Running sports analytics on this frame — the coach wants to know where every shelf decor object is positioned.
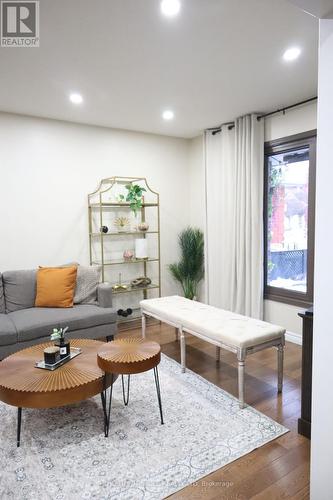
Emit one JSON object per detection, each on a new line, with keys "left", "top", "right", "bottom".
{"left": 135, "top": 238, "right": 148, "bottom": 259}
{"left": 114, "top": 217, "right": 130, "bottom": 232}
{"left": 36, "top": 348, "right": 82, "bottom": 371}
{"left": 43, "top": 346, "right": 60, "bottom": 365}
{"left": 51, "top": 326, "right": 70, "bottom": 359}
{"left": 88, "top": 177, "right": 161, "bottom": 325}
{"left": 123, "top": 250, "right": 134, "bottom": 261}
{"left": 138, "top": 222, "right": 149, "bottom": 232}
{"left": 112, "top": 273, "right": 128, "bottom": 292}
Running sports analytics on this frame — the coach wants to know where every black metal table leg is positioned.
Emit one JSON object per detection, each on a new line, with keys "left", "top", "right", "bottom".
{"left": 104, "top": 373, "right": 114, "bottom": 438}
{"left": 100, "top": 374, "right": 108, "bottom": 436}
{"left": 153, "top": 367, "right": 164, "bottom": 425}
{"left": 121, "top": 375, "right": 130, "bottom": 406}
{"left": 100, "top": 391, "right": 106, "bottom": 435}
{"left": 17, "top": 407, "right": 22, "bottom": 447}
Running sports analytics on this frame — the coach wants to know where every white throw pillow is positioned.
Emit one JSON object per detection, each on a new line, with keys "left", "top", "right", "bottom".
{"left": 74, "top": 265, "right": 102, "bottom": 304}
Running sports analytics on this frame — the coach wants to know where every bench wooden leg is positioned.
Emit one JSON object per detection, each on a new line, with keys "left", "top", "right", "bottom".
{"left": 277, "top": 343, "right": 284, "bottom": 393}
{"left": 216, "top": 346, "right": 221, "bottom": 362}
{"left": 237, "top": 351, "right": 246, "bottom": 409}
{"left": 180, "top": 327, "right": 186, "bottom": 373}
{"left": 141, "top": 314, "right": 146, "bottom": 339}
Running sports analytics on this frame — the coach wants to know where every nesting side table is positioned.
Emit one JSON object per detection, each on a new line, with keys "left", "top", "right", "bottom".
{"left": 97, "top": 337, "right": 164, "bottom": 437}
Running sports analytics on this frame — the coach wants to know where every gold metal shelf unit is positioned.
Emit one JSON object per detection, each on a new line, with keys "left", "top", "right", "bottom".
{"left": 88, "top": 176, "right": 161, "bottom": 325}
{"left": 90, "top": 202, "right": 158, "bottom": 208}
{"left": 112, "top": 284, "right": 160, "bottom": 295}
{"left": 91, "top": 258, "right": 159, "bottom": 266}
{"left": 90, "top": 231, "right": 158, "bottom": 236}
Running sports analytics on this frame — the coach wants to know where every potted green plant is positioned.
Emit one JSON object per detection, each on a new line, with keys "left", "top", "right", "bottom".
{"left": 118, "top": 184, "right": 146, "bottom": 216}
{"left": 169, "top": 227, "right": 205, "bottom": 300}
{"left": 51, "top": 326, "right": 70, "bottom": 359}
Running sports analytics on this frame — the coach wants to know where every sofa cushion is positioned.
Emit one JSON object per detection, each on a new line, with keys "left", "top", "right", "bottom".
{"left": 3, "top": 269, "right": 37, "bottom": 313}
{"left": 0, "top": 314, "right": 17, "bottom": 346}
{"left": 0, "top": 273, "right": 5, "bottom": 313}
{"left": 74, "top": 265, "right": 102, "bottom": 304}
{"left": 35, "top": 266, "right": 77, "bottom": 308}
{"left": 9, "top": 304, "right": 117, "bottom": 342}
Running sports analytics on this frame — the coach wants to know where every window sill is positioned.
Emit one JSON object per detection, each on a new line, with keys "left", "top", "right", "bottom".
{"left": 264, "top": 292, "right": 312, "bottom": 309}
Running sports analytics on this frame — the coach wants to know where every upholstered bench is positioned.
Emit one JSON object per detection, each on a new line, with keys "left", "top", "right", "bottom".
{"left": 140, "top": 296, "right": 285, "bottom": 408}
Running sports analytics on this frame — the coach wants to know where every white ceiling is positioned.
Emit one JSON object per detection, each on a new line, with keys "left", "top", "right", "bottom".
{"left": 0, "top": 0, "right": 319, "bottom": 138}
{"left": 287, "top": 0, "right": 333, "bottom": 18}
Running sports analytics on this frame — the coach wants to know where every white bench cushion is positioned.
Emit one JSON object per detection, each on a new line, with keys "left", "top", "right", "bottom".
{"left": 141, "top": 296, "right": 285, "bottom": 349}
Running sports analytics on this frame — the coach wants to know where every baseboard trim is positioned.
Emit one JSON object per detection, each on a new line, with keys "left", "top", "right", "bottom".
{"left": 285, "top": 330, "right": 302, "bottom": 345}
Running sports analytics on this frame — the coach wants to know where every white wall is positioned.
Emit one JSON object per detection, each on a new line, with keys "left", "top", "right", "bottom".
{"left": 0, "top": 112, "right": 190, "bottom": 297}
{"left": 188, "top": 134, "right": 206, "bottom": 301}
{"left": 264, "top": 101, "right": 317, "bottom": 337}
{"left": 189, "top": 134, "right": 205, "bottom": 230}
{"left": 310, "top": 19, "right": 333, "bottom": 500}
{"left": 264, "top": 100, "right": 317, "bottom": 142}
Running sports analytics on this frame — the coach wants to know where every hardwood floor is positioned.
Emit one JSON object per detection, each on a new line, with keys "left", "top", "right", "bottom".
{"left": 119, "top": 322, "right": 310, "bottom": 500}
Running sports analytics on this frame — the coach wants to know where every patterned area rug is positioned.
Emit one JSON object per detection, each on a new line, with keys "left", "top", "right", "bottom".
{"left": 0, "top": 354, "right": 288, "bottom": 499}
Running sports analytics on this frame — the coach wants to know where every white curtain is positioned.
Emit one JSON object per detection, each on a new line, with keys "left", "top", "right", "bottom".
{"left": 205, "top": 114, "right": 264, "bottom": 319}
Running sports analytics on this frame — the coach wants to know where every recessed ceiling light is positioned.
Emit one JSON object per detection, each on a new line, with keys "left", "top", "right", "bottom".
{"left": 161, "top": 0, "right": 181, "bottom": 17}
{"left": 162, "top": 110, "right": 174, "bottom": 121}
{"left": 283, "top": 47, "right": 301, "bottom": 62}
{"left": 69, "top": 92, "right": 83, "bottom": 104}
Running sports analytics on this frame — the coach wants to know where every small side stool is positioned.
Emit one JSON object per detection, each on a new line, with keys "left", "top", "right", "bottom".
{"left": 97, "top": 337, "right": 164, "bottom": 437}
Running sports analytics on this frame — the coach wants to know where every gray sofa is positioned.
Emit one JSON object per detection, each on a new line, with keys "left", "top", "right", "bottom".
{"left": 0, "top": 269, "right": 117, "bottom": 359}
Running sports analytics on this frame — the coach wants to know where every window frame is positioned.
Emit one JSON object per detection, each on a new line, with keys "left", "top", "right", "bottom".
{"left": 264, "top": 130, "right": 317, "bottom": 308}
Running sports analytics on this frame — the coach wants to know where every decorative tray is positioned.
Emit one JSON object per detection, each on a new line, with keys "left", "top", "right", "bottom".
{"left": 35, "top": 348, "right": 82, "bottom": 371}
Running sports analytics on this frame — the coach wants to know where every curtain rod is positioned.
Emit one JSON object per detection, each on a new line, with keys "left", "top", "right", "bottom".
{"left": 208, "top": 96, "right": 318, "bottom": 135}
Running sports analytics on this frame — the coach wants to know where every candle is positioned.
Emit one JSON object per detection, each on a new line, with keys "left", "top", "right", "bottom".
{"left": 135, "top": 239, "right": 148, "bottom": 259}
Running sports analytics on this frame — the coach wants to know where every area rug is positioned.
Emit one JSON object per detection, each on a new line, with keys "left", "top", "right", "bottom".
{"left": 0, "top": 354, "right": 288, "bottom": 500}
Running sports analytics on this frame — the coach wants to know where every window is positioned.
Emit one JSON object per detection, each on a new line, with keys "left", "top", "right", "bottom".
{"left": 264, "top": 131, "right": 316, "bottom": 307}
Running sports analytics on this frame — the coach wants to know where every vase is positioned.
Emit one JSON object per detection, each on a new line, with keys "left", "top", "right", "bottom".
{"left": 55, "top": 339, "right": 70, "bottom": 359}
{"left": 123, "top": 250, "right": 134, "bottom": 261}
{"left": 138, "top": 222, "right": 149, "bottom": 232}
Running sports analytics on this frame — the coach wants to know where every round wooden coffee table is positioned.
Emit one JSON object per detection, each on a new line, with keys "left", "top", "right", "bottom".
{"left": 97, "top": 337, "right": 164, "bottom": 437}
{"left": 0, "top": 339, "right": 115, "bottom": 446}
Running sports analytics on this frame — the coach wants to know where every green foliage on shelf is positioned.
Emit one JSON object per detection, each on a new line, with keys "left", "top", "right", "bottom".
{"left": 118, "top": 184, "right": 147, "bottom": 215}
{"left": 169, "top": 227, "right": 204, "bottom": 300}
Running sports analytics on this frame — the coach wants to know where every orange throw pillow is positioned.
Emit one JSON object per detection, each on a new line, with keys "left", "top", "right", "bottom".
{"left": 35, "top": 266, "right": 77, "bottom": 308}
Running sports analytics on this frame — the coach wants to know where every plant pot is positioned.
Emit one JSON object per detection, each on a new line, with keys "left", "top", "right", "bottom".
{"left": 55, "top": 340, "right": 70, "bottom": 359}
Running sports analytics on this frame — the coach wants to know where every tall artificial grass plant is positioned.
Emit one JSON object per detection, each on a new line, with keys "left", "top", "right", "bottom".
{"left": 169, "top": 227, "right": 204, "bottom": 300}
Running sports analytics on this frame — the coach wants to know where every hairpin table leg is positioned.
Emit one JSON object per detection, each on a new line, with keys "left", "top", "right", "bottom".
{"left": 17, "top": 407, "right": 22, "bottom": 447}
{"left": 121, "top": 375, "right": 130, "bottom": 406}
{"left": 100, "top": 375, "right": 108, "bottom": 436}
{"left": 153, "top": 366, "right": 164, "bottom": 425}
{"left": 104, "top": 373, "right": 114, "bottom": 438}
